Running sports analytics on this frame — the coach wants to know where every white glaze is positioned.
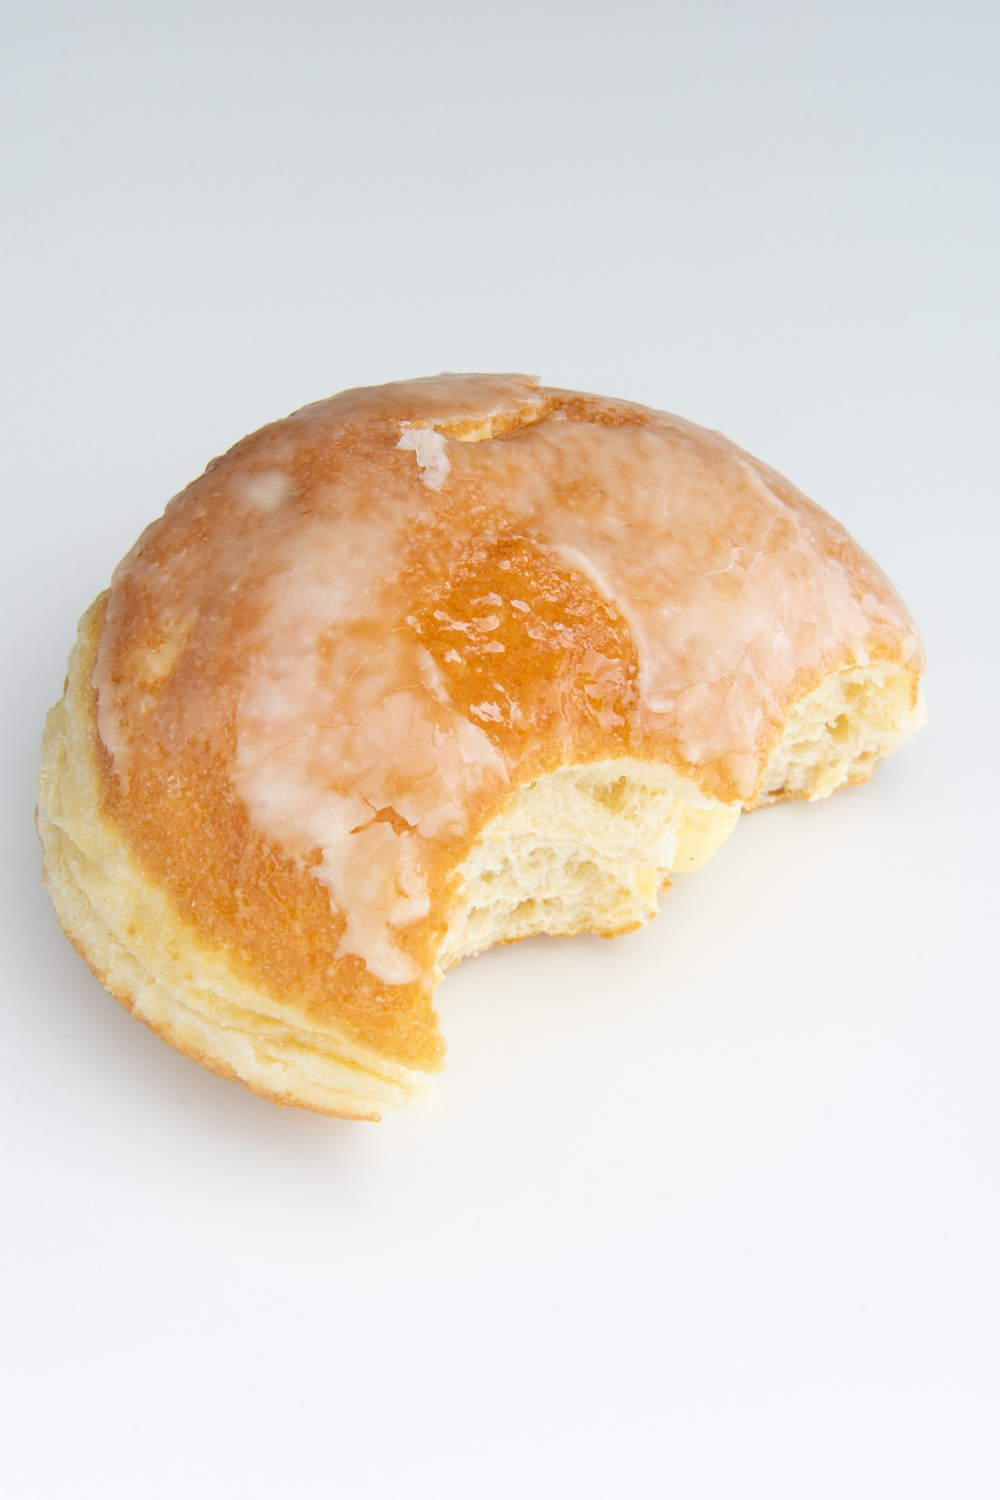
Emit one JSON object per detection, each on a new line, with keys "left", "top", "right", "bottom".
{"left": 397, "top": 425, "right": 451, "bottom": 490}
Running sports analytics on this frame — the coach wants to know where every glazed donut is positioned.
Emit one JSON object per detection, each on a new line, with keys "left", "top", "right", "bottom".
{"left": 37, "top": 375, "right": 925, "bottom": 1118}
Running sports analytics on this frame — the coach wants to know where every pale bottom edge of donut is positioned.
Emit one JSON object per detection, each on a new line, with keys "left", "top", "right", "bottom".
{"left": 36, "top": 602, "right": 438, "bottom": 1122}
{"left": 38, "top": 812, "right": 422, "bottom": 1121}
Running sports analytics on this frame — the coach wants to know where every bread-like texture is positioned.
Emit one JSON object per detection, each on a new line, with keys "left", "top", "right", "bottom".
{"left": 753, "top": 661, "right": 926, "bottom": 805}
{"left": 37, "top": 375, "right": 926, "bottom": 1117}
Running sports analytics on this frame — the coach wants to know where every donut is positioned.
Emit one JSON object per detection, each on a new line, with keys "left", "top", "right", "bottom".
{"left": 36, "top": 375, "right": 926, "bottom": 1118}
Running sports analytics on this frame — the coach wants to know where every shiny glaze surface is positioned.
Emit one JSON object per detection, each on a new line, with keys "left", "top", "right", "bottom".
{"left": 92, "top": 376, "right": 922, "bottom": 1063}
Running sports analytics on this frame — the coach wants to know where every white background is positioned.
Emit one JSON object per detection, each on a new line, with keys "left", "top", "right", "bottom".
{"left": 2, "top": 3, "right": 998, "bottom": 1496}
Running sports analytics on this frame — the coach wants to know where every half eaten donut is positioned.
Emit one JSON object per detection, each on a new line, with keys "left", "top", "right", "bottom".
{"left": 37, "top": 375, "right": 926, "bottom": 1118}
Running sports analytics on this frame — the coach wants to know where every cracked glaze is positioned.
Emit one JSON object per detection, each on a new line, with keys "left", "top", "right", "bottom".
{"left": 94, "top": 375, "right": 923, "bottom": 990}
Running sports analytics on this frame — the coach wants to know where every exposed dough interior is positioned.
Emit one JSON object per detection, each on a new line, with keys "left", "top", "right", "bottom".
{"left": 441, "top": 760, "right": 740, "bottom": 968}
{"left": 754, "top": 661, "right": 926, "bottom": 806}
{"left": 443, "top": 663, "right": 925, "bottom": 968}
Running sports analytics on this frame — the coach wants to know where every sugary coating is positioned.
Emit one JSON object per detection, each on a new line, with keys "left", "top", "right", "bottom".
{"left": 91, "top": 375, "right": 922, "bottom": 1068}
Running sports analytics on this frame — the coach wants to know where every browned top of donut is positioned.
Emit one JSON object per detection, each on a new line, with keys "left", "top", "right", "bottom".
{"left": 90, "top": 375, "right": 922, "bottom": 1068}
